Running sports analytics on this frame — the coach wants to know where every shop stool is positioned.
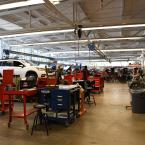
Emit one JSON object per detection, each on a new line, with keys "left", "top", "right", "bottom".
{"left": 31, "top": 104, "right": 48, "bottom": 136}
{"left": 85, "top": 87, "right": 96, "bottom": 106}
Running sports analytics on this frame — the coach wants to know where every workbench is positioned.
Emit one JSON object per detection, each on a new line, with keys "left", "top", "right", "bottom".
{"left": 4, "top": 88, "right": 37, "bottom": 129}
{"left": 73, "top": 80, "right": 86, "bottom": 89}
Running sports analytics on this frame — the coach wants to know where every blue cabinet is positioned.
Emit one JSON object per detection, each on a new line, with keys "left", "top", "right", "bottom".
{"left": 48, "top": 88, "right": 79, "bottom": 125}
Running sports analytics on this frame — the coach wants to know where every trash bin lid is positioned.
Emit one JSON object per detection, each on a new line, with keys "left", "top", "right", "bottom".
{"left": 130, "top": 89, "right": 145, "bottom": 94}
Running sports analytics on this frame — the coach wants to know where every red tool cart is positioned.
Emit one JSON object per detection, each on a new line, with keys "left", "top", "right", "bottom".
{"left": 93, "top": 77, "right": 104, "bottom": 93}
{"left": 0, "top": 70, "right": 14, "bottom": 113}
{"left": 74, "top": 72, "right": 83, "bottom": 80}
{"left": 37, "top": 77, "right": 49, "bottom": 88}
{"left": 64, "top": 75, "right": 73, "bottom": 84}
{"left": 0, "top": 85, "right": 9, "bottom": 113}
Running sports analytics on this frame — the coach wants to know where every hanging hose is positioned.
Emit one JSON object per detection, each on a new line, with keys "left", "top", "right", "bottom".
{"left": 78, "top": 38, "right": 79, "bottom": 57}
{"left": 77, "top": 25, "right": 82, "bottom": 57}
{"left": 89, "top": 46, "right": 90, "bottom": 63}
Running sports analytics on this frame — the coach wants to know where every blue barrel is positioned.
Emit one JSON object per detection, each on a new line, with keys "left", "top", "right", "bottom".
{"left": 131, "top": 89, "right": 145, "bottom": 114}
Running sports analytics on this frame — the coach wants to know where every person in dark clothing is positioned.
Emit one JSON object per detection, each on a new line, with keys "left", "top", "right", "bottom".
{"left": 82, "top": 66, "right": 90, "bottom": 80}
{"left": 56, "top": 65, "right": 63, "bottom": 84}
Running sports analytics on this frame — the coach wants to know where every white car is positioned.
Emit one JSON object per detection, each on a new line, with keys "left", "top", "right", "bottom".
{"left": 0, "top": 59, "right": 46, "bottom": 78}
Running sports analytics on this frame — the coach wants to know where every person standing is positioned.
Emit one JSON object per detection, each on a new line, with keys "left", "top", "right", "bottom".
{"left": 82, "top": 66, "right": 90, "bottom": 80}
{"left": 56, "top": 65, "right": 63, "bottom": 84}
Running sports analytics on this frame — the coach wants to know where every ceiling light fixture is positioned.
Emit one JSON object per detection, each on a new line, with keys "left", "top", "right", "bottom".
{"left": 15, "top": 48, "right": 141, "bottom": 57}
{"left": 11, "top": 49, "right": 144, "bottom": 56}
{"left": 83, "top": 23, "right": 145, "bottom": 30}
{"left": 1, "top": 29, "right": 74, "bottom": 39}
{"left": 1, "top": 23, "right": 145, "bottom": 38}
{"left": 50, "top": 0, "right": 60, "bottom": 5}
{"left": 0, "top": 0, "right": 62, "bottom": 10}
{"left": 44, "top": 51, "right": 91, "bottom": 54}
{"left": 10, "top": 37, "right": 145, "bottom": 47}
{"left": 45, "top": 48, "right": 145, "bottom": 53}
{"left": 102, "top": 48, "right": 145, "bottom": 52}
{"left": 0, "top": 0, "right": 44, "bottom": 10}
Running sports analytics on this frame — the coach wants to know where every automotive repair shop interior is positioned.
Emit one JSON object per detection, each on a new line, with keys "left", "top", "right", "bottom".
{"left": 0, "top": 0, "right": 145, "bottom": 145}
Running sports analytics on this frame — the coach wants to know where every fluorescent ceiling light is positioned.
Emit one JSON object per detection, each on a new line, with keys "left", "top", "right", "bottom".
{"left": 0, "top": 29, "right": 74, "bottom": 39}
{"left": 11, "top": 40, "right": 80, "bottom": 46}
{"left": 10, "top": 37, "right": 145, "bottom": 47}
{"left": 0, "top": 18, "right": 22, "bottom": 30}
{"left": 98, "top": 37, "right": 145, "bottom": 41}
{"left": 1, "top": 23, "right": 145, "bottom": 38}
{"left": 0, "top": 0, "right": 62, "bottom": 10}
{"left": 45, "top": 51, "right": 90, "bottom": 54}
{"left": 0, "top": 0, "right": 44, "bottom": 10}
{"left": 50, "top": 0, "right": 60, "bottom": 5}
{"left": 102, "top": 48, "right": 145, "bottom": 52}
{"left": 53, "top": 1, "right": 60, "bottom": 4}
{"left": 83, "top": 23, "right": 145, "bottom": 30}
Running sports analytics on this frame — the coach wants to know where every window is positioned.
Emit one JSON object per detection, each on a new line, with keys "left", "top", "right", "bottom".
{"left": 3, "top": 61, "right": 13, "bottom": 66}
{"left": 0, "top": 62, "right": 3, "bottom": 66}
{"left": 14, "top": 61, "right": 24, "bottom": 67}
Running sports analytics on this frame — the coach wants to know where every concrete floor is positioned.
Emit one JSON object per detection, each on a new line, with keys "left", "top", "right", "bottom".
{"left": 1, "top": 82, "right": 145, "bottom": 145}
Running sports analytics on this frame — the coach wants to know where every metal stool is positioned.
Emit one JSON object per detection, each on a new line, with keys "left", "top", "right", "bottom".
{"left": 85, "top": 87, "right": 96, "bottom": 106}
{"left": 31, "top": 104, "right": 48, "bottom": 136}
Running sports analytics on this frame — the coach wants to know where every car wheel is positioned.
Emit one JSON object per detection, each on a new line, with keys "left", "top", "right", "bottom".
{"left": 26, "top": 72, "right": 38, "bottom": 79}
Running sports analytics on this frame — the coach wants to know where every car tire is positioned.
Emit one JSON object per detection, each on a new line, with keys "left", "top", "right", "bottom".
{"left": 26, "top": 71, "right": 38, "bottom": 79}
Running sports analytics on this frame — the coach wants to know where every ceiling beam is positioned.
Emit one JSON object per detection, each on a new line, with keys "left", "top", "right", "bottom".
{"left": 100, "top": 0, "right": 116, "bottom": 10}
{"left": 43, "top": 0, "right": 73, "bottom": 26}
{"left": 32, "top": 10, "right": 59, "bottom": 25}
{"left": 123, "top": 0, "right": 145, "bottom": 18}
{"left": 132, "top": 29, "right": 145, "bottom": 36}
{"left": 9, "top": 50, "right": 55, "bottom": 60}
